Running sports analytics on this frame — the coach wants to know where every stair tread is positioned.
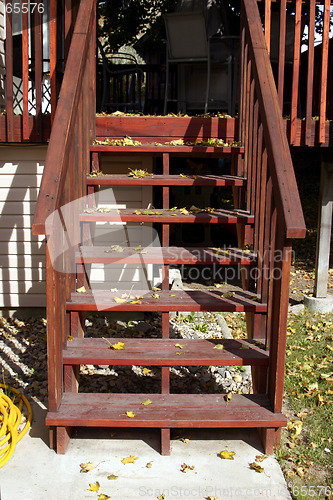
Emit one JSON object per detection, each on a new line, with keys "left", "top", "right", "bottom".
{"left": 66, "top": 289, "right": 266, "bottom": 312}
{"left": 86, "top": 174, "right": 246, "bottom": 186}
{"left": 64, "top": 337, "right": 268, "bottom": 366}
{"left": 90, "top": 144, "right": 244, "bottom": 155}
{"left": 46, "top": 393, "right": 286, "bottom": 428}
{"left": 80, "top": 208, "right": 254, "bottom": 224}
{"left": 75, "top": 246, "right": 256, "bottom": 265}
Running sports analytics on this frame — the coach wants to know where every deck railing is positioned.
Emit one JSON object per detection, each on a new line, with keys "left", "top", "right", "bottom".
{"left": 239, "top": 0, "right": 306, "bottom": 415}
{"left": 32, "top": 0, "right": 95, "bottom": 418}
{"left": 260, "top": 0, "right": 331, "bottom": 144}
{"left": 1, "top": 0, "right": 75, "bottom": 142}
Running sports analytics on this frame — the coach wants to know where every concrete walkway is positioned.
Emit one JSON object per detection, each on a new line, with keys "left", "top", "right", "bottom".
{"left": 0, "top": 399, "right": 292, "bottom": 500}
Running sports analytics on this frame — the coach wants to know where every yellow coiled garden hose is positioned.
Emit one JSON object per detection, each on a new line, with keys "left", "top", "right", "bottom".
{"left": 0, "top": 383, "right": 32, "bottom": 467}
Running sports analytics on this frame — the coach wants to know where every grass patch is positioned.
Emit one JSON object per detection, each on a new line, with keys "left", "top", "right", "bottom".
{"left": 277, "top": 311, "right": 333, "bottom": 499}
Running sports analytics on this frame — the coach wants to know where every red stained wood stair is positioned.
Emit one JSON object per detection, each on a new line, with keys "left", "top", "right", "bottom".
{"left": 32, "top": 0, "right": 306, "bottom": 456}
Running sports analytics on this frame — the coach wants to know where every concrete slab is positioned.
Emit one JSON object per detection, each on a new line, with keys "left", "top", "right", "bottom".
{"left": 304, "top": 294, "right": 333, "bottom": 313}
{"left": 0, "top": 399, "right": 292, "bottom": 500}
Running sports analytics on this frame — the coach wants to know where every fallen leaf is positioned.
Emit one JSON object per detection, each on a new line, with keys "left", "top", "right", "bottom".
{"left": 68, "top": 335, "right": 73, "bottom": 342}
{"left": 146, "top": 461, "right": 152, "bottom": 468}
{"left": 98, "top": 495, "right": 110, "bottom": 500}
{"left": 218, "top": 450, "right": 235, "bottom": 460}
{"left": 225, "top": 393, "right": 233, "bottom": 403}
{"left": 221, "top": 292, "right": 235, "bottom": 299}
{"left": 215, "top": 283, "right": 223, "bottom": 288}
{"left": 121, "top": 455, "right": 139, "bottom": 465}
{"left": 287, "top": 420, "right": 303, "bottom": 440}
{"left": 180, "top": 462, "right": 195, "bottom": 472}
{"left": 180, "top": 437, "right": 190, "bottom": 444}
{"left": 255, "top": 454, "right": 268, "bottom": 462}
{"left": 157, "top": 495, "right": 166, "bottom": 500}
{"left": 152, "top": 287, "right": 161, "bottom": 291}
{"left": 141, "top": 398, "right": 153, "bottom": 406}
{"left": 214, "top": 344, "right": 224, "bottom": 350}
{"left": 142, "top": 368, "right": 152, "bottom": 375}
{"left": 179, "top": 208, "right": 190, "bottom": 215}
{"left": 111, "top": 341, "right": 125, "bottom": 350}
{"left": 175, "top": 343, "right": 184, "bottom": 349}
{"left": 114, "top": 297, "right": 127, "bottom": 304}
{"left": 130, "top": 300, "right": 142, "bottom": 304}
{"left": 126, "top": 411, "right": 136, "bottom": 418}
{"left": 296, "top": 466, "right": 306, "bottom": 478}
{"left": 80, "top": 462, "right": 95, "bottom": 473}
{"left": 76, "top": 286, "right": 87, "bottom": 293}
{"left": 107, "top": 474, "right": 118, "bottom": 480}
{"left": 206, "top": 497, "right": 218, "bottom": 500}
{"left": 152, "top": 293, "right": 160, "bottom": 299}
{"left": 169, "top": 294, "right": 176, "bottom": 297}
{"left": 249, "top": 462, "right": 264, "bottom": 473}
{"left": 88, "top": 482, "right": 100, "bottom": 492}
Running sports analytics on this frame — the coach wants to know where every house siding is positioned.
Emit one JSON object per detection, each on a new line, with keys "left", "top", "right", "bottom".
{"left": 0, "top": 145, "right": 46, "bottom": 308}
{"left": 0, "top": 147, "right": 154, "bottom": 309}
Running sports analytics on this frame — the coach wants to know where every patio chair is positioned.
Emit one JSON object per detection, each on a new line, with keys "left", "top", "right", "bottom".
{"left": 163, "top": 11, "right": 210, "bottom": 114}
{"left": 98, "top": 40, "right": 144, "bottom": 113}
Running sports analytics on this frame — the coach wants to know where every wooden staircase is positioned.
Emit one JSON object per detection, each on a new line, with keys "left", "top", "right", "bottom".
{"left": 32, "top": 0, "right": 306, "bottom": 455}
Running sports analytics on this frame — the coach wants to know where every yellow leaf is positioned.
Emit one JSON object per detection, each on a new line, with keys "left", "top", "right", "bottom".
{"left": 157, "top": 495, "right": 166, "bottom": 500}
{"left": 107, "top": 474, "right": 118, "bottom": 480}
{"left": 88, "top": 482, "right": 100, "bottom": 492}
{"left": 169, "top": 294, "right": 176, "bottom": 297}
{"left": 111, "top": 341, "right": 125, "bottom": 350}
{"left": 214, "top": 344, "right": 224, "bottom": 350}
{"left": 215, "top": 283, "right": 223, "bottom": 288}
{"left": 175, "top": 343, "right": 184, "bottom": 349}
{"left": 153, "top": 287, "right": 161, "bottom": 291}
{"left": 180, "top": 462, "right": 195, "bottom": 473}
{"left": 133, "top": 210, "right": 142, "bottom": 215}
{"left": 225, "top": 393, "right": 233, "bottom": 403}
{"left": 179, "top": 208, "right": 190, "bottom": 215}
{"left": 76, "top": 286, "right": 87, "bottom": 293}
{"left": 250, "top": 462, "right": 264, "bottom": 473}
{"left": 114, "top": 297, "right": 127, "bottom": 304}
{"left": 142, "top": 368, "right": 152, "bottom": 375}
{"left": 221, "top": 292, "right": 235, "bottom": 299}
{"left": 98, "top": 495, "right": 110, "bottom": 500}
{"left": 180, "top": 173, "right": 188, "bottom": 177}
{"left": 152, "top": 293, "right": 160, "bottom": 299}
{"left": 130, "top": 300, "right": 142, "bottom": 304}
{"left": 68, "top": 335, "right": 73, "bottom": 342}
{"left": 146, "top": 461, "right": 153, "bottom": 468}
{"left": 287, "top": 420, "right": 302, "bottom": 440}
{"left": 126, "top": 411, "right": 136, "bottom": 418}
{"left": 141, "top": 398, "right": 153, "bottom": 406}
{"left": 80, "top": 462, "right": 95, "bottom": 473}
{"left": 121, "top": 455, "right": 139, "bottom": 465}
{"left": 176, "top": 351, "right": 182, "bottom": 355}
{"left": 218, "top": 450, "right": 235, "bottom": 460}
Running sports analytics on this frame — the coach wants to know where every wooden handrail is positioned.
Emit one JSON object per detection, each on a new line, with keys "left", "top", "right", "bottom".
{"left": 241, "top": 0, "right": 306, "bottom": 239}
{"left": 32, "top": 0, "right": 96, "bottom": 235}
